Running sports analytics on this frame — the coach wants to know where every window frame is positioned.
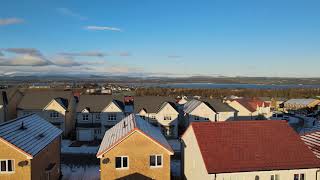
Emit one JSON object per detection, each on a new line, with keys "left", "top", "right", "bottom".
{"left": 271, "top": 174, "right": 280, "bottom": 180}
{"left": 163, "top": 115, "right": 172, "bottom": 121}
{"left": 50, "top": 111, "right": 59, "bottom": 118}
{"left": 0, "top": 159, "right": 15, "bottom": 174}
{"left": 294, "top": 173, "right": 305, "bottom": 180}
{"left": 150, "top": 154, "right": 163, "bottom": 168}
{"left": 115, "top": 156, "right": 129, "bottom": 170}
{"left": 82, "top": 114, "right": 89, "bottom": 121}
{"left": 194, "top": 116, "right": 200, "bottom": 121}
{"left": 108, "top": 113, "right": 117, "bottom": 121}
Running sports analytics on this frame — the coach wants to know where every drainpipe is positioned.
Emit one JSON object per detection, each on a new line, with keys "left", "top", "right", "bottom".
{"left": 316, "top": 169, "right": 320, "bottom": 180}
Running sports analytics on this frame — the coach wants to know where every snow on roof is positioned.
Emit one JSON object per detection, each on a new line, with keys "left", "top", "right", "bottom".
{"left": 97, "top": 114, "right": 173, "bottom": 157}
{"left": 0, "top": 114, "right": 62, "bottom": 158}
{"left": 183, "top": 99, "right": 203, "bottom": 114}
{"left": 301, "top": 131, "right": 320, "bottom": 158}
{"left": 285, "top": 99, "right": 319, "bottom": 106}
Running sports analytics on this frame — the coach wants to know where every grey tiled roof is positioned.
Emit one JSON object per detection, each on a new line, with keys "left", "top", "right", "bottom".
{"left": 0, "top": 114, "right": 62, "bottom": 157}
{"left": 76, "top": 95, "right": 124, "bottom": 112}
{"left": 18, "top": 90, "right": 73, "bottom": 110}
{"left": 133, "top": 96, "right": 177, "bottom": 113}
{"left": 184, "top": 99, "right": 236, "bottom": 113}
{"left": 97, "top": 114, "right": 173, "bottom": 157}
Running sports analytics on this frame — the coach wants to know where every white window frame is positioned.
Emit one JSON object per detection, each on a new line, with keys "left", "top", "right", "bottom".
{"left": 108, "top": 113, "right": 117, "bottom": 121}
{"left": 271, "top": 174, "right": 280, "bottom": 180}
{"left": 95, "top": 114, "right": 101, "bottom": 120}
{"left": 115, "top": 156, "right": 129, "bottom": 170}
{"left": 151, "top": 115, "right": 156, "bottom": 120}
{"left": 294, "top": 173, "right": 305, "bottom": 180}
{"left": 50, "top": 111, "right": 59, "bottom": 118}
{"left": 0, "top": 159, "right": 15, "bottom": 174}
{"left": 150, "top": 154, "right": 163, "bottom": 168}
{"left": 82, "top": 114, "right": 89, "bottom": 121}
{"left": 164, "top": 116, "right": 172, "bottom": 121}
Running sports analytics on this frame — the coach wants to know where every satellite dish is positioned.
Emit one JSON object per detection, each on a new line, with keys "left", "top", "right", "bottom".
{"left": 102, "top": 158, "right": 110, "bottom": 164}
{"left": 18, "top": 161, "right": 29, "bottom": 167}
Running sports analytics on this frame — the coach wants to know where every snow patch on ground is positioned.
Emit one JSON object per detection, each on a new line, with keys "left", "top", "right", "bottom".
{"left": 61, "top": 140, "right": 99, "bottom": 154}
{"left": 61, "top": 164, "right": 100, "bottom": 180}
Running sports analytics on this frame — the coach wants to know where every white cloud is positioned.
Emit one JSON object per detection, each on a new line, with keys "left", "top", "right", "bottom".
{"left": 85, "top": 26, "right": 122, "bottom": 32}
{"left": 59, "top": 51, "right": 107, "bottom": 57}
{"left": 57, "top": 8, "right": 87, "bottom": 20}
{"left": 0, "top": 18, "right": 24, "bottom": 26}
{"left": 0, "top": 54, "right": 52, "bottom": 66}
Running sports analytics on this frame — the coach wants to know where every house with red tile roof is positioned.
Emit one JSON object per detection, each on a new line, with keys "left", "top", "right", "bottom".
{"left": 227, "top": 98, "right": 271, "bottom": 119}
{"left": 182, "top": 120, "right": 320, "bottom": 180}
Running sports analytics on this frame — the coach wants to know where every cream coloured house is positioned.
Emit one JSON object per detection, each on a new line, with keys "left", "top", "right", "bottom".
{"left": 134, "top": 96, "right": 179, "bottom": 138}
{"left": 227, "top": 98, "right": 271, "bottom": 119}
{"left": 76, "top": 95, "right": 125, "bottom": 141}
{"left": 183, "top": 99, "right": 237, "bottom": 128}
{"left": 182, "top": 120, "right": 320, "bottom": 180}
{"left": 17, "top": 90, "right": 76, "bottom": 137}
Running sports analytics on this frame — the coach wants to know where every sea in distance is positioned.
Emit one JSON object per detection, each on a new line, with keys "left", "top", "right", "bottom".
{"left": 132, "top": 83, "right": 320, "bottom": 89}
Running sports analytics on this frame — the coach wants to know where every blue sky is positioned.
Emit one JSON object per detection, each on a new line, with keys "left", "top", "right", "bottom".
{"left": 0, "top": 0, "right": 320, "bottom": 77}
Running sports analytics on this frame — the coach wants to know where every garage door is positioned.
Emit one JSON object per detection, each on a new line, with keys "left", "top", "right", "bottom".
{"left": 78, "top": 129, "right": 93, "bottom": 141}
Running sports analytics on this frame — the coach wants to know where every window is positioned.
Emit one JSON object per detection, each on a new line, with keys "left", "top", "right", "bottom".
{"left": 115, "top": 156, "right": 128, "bottom": 169}
{"left": 164, "top": 116, "right": 171, "bottom": 121}
{"left": 150, "top": 155, "right": 162, "bottom": 167}
{"left": 94, "top": 129, "right": 101, "bottom": 135}
{"left": 151, "top": 115, "right": 156, "bottom": 120}
{"left": 204, "top": 117, "right": 209, "bottom": 121}
{"left": 194, "top": 116, "right": 200, "bottom": 121}
{"left": 294, "top": 174, "right": 305, "bottom": 180}
{"left": 96, "top": 114, "right": 101, "bottom": 120}
{"left": 0, "top": 160, "right": 14, "bottom": 173}
{"left": 108, "top": 114, "right": 117, "bottom": 121}
{"left": 271, "top": 174, "right": 280, "bottom": 180}
{"left": 82, "top": 114, "right": 89, "bottom": 121}
{"left": 50, "top": 111, "right": 59, "bottom": 118}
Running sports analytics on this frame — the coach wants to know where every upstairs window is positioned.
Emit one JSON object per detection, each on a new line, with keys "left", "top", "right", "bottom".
{"left": 108, "top": 114, "right": 117, "bottom": 121}
{"left": 204, "top": 117, "right": 209, "bottom": 121}
{"left": 194, "top": 116, "right": 200, "bottom": 121}
{"left": 294, "top": 174, "right": 305, "bottom": 180}
{"left": 151, "top": 115, "right": 156, "bottom": 120}
{"left": 115, "top": 156, "right": 128, "bottom": 169}
{"left": 0, "top": 160, "right": 14, "bottom": 173}
{"left": 50, "top": 112, "right": 59, "bottom": 118}
{"left": 271, "top": 174, "right": 280, "bottom": 180}
{"left": 164, "top": 116, "right": 171, "bottom": 121}
{"left": 96, "top": 114, "right": 101, "bottom": 120}
{"left": 150, "top": 155, "right": 162, "bottom": 167}
{"left": 82, "top": 114, "right": 89, "bottom": 121}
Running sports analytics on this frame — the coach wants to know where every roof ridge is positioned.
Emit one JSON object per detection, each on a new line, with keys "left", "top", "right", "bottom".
{"left": 0, "top": 113, "right": 35, "bottom": 127}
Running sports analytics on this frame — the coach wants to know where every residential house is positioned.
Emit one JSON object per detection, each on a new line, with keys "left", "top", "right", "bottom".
{"left": 227, "top": 98, "right": 271, "bottom": 119}
{"left": 284, "top": 99, "right": 320, "bottom": 112}
{"left": 0, "top": 114, "right": 62, "bottom": 180}
{"left": 0, "top": 88, "right": 23, "bottom": 123}
{"left": 182, "top": 121, "right": 320, "bottom": 180}
{"left": 17, "top": 90, "right": 76, "bottom": 137}
{"left": 76, "top": 95, "right": 125, "bottom": 141}
{"left": 134, "top": 96, "right": 179, "bottom": 138}
{"left": 182, "top": 99, "right": 237, "bottom": 128}
{"left": 97, "top": 114, "right": 174, "bottom": 180}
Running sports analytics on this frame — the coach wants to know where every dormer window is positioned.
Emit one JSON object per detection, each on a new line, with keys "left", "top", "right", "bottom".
{"left": 50, "top": 112, "right": 59, "bottom": 118}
